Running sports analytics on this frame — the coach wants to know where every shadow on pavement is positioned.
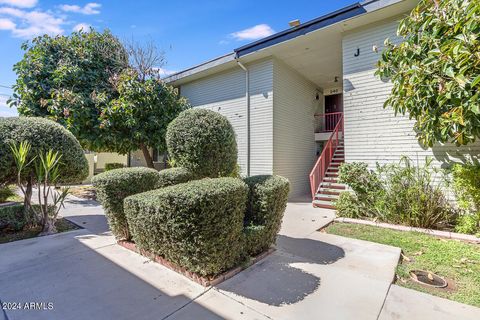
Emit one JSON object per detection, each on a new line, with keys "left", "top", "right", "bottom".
{"left": 218, "top": 235, "right": 345, "bottom": 306}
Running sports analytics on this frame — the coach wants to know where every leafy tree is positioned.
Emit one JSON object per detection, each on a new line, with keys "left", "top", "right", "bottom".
{"left": 376, "top": 0, "right": 480, "bottom": 147}
{"left": 11, "top": 30, "right": 187, "bottom": 167}
{"left": 104, "top": 69, "right": 189, "bottom": 168}
{"left": 10, "top": 30, "right": 129, "bottom": 151}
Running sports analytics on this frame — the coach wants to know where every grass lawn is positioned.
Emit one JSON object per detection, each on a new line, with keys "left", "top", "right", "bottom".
{"left": 326, "top": 223, "right": 480, "bottom": 307}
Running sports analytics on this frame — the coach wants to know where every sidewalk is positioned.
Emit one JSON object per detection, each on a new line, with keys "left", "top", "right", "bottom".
{"left": 1, "top": 195, "right": 479, "bottom": 319}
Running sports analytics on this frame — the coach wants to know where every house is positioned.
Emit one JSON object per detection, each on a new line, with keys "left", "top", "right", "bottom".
{"left": 157, "top": 0, "right": 479, "bottom": 204}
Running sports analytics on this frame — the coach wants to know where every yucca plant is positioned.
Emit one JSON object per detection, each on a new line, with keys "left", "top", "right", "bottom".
{"left": 10, "top": 141, "right": 70, "bottom": 235}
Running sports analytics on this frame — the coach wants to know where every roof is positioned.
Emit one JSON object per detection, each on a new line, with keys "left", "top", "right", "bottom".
{"left": 163, "top": 0, "right": 406, "bottom": 84}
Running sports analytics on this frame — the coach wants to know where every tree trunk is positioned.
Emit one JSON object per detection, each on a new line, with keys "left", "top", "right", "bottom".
{"left": 23, "top": 175, "right": 34, "bottom": 225}
{"left": 140, "top": 143, "right": 155, "bottom": 168}
{"left": 39, "top": 217, "right": 56, "bottom": 236}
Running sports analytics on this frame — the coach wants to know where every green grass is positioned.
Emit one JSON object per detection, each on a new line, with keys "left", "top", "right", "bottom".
{"left": 326, "top": 223, "right": 480, "bottom": 307}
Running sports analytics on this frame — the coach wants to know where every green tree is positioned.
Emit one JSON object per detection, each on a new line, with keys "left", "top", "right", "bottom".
{"left": 376, "top": 0, "right": 480, "bottom": 147}
{"left": 10, "top": 30, "right": 129, "bottom": 151}
{"left": 104, "top": 69, "right": 189, "bottom": 168}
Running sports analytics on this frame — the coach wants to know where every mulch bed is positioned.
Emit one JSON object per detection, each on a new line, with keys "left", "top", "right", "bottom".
{"left": 118, "top": 240, "right": 274, "bottom": 287}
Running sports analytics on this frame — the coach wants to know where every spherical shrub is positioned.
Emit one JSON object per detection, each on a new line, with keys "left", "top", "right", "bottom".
{"left": 0, "top": 117, "right": 88, "bottom": 184}
{"left": 243, "top": 175, "right": 290, "bottom": 256}
{"left": 156, "top": 167, "right": 196, "bottom": 188}
{"left": 124, "top": 177, "right": 248, "bottom": 276}
{"left": 92, "top": 167, "right": 160, "bottom": 240}
{"left": 166, "top": 109, "right": 237, "bottom": 177}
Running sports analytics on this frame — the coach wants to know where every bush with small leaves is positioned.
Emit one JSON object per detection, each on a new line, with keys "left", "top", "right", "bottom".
{"left": 92, "top": 167, "right": 160, "bottom": 240}
{"left": 0, "top": 117, "right": 88, "bottom": 185}
{"left": 156, "top": 167, "right": 196, "bottom": 188}
{"left": 166, "top": 109, "right": 237, "bottom": 177}
{"left": 243, "top": 175, "right": 290, "bottom": 256}
{"left": 124, "top": 177, "right": 248, "bottom": 276}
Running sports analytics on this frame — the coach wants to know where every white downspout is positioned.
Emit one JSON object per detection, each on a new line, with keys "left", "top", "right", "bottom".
{"left": 236, "top": 59, "right": 250, "bottom": 177}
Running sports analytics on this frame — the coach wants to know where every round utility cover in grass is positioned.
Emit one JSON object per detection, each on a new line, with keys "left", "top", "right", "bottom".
{"left": 166, "top": 109, "right": 237, "bottom": 177}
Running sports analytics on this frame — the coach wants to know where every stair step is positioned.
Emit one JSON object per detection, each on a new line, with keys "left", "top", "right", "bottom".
{"left": 316, "top": 188, "right": 341, "bottom": 196}
{"left": 332, "top": 158, "right": 344, "bottom": 163}
{"left": 323, "top": 177, "right": 338, "bottom": 183}
{"left": 313, "top": 200, "right": 336, "bottom": 209}
{"left": 325, "top": 172, "right": 339, "bottom": 178}
{"left": 320, "top": 182, "right": 346, "bottom": 190}
{"left": 314, "top": 194, "right": 339, "bottom": 202}
{"left": 329, "top": 163, "right": 342, "bottom": 167}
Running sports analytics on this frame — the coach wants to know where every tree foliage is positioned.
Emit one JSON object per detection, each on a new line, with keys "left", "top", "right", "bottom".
{"left": 104, "top": 69, "right": 189, "bottom": 166}
{"left": 10, "top": 30, "right": 189, "bottom": 168}
{"left": 10, "top": 30, "right": 129, "bottom": 151}
{"left": 376, "top": 0, "right": 480, "bottom": 147}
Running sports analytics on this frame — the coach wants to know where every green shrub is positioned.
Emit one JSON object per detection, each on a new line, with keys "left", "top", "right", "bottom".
{"left": 0, "top": 185, "right": 17, "bottom": 203}
{"left": 92, "top": 167, "right": 160, "bottom": 240}
{"left": 455, "top": 214, "right": 480, "bottom": 235}
{"left": 0, "top": 204, "right": 25, "bottom": 231}
{"left": 105, "top": 163, "right": 125, "bottom": 171}
{"left": 0, "top": 204, "right": 43, "bottom": 231}
{"left": 124, "top": 177, "right": 248, "bottom": 276}
{"left": 0, "top": 117, "right": 88, "bottom": 184}
{"left": 335, "top": 192, "right": 362, "bottom": 219}
{"left": 338, "top": 157, "right": 454, "bottom": 229}
{"left": 166, "top": 109, "right": 238, "bottom": 178}
{"left": 338, "top": 162, "right": 386, "bottom": 219}
{"left": 243, "top": 175, "right": 290, "bottom": 256}
{"left": 156, "top": 167, "right": 196, "bottom": 188}
{"left": 381, "top": 157, "right": 454, "bottom": 229}
{"left": 451, "top": 163, "right": 480, "bottom": 214}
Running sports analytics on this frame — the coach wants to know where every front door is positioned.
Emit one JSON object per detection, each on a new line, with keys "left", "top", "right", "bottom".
{"left": 324, "top": 93, "right": 343, "bottom": 131}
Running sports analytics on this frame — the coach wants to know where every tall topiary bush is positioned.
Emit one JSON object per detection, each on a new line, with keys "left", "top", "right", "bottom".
{"left": 166, "top": 109, "right": 238, "bottom": 177}
{"left": 92, "top": 167, "right": 160, "bottom": 240}
{"left": 243, "top": 175, "right": 290, "bottom": 256}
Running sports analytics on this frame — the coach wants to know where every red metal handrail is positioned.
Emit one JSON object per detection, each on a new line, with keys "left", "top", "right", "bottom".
{"left": 309, "top": 114, "right": 344, "bottom": 199}
{"left": 314, "top": 112, "right": 343, "bottom": 133}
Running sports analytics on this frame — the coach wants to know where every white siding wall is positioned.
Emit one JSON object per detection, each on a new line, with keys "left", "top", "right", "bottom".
{"left": 273, "top": 59, "right": 322, "bottom": 198}
{"left": 342, "top": 19, "right": 480, "bottom": 177}
{"left": 180, "top": 59, "right": 274, "bottom": 176}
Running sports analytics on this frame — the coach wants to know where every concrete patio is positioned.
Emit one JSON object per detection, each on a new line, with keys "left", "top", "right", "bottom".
{"left": 0, "top": 196, "right": 479, "bottom": 319}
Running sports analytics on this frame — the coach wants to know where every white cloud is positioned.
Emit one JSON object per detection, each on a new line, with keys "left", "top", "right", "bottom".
{"left": 0, "top": 7, "right": 64, "bottom": 38}
{"left": 153, "top": 67, "right": 177, "bottom": 77}
{"left": 73, "top": 22, "right": 91, "bottom": 32}
{"left": 60, "top": 2, "right": 101, "bottom": 15}
{"left": 230, "top": 24, "right": 274, "bottom": 41}
{"left": 0, "top": 17, "right": 15, "bottom": 30}
{"left": 0, "top": 0, "right": 37, "bottom": 8}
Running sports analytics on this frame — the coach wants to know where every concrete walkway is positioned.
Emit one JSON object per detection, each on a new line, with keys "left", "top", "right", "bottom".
{"left": 1, "top": 195, "right": 479, "bottom": 319}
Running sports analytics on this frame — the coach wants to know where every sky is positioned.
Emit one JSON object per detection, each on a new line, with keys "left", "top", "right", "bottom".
{"left": 0, "top": 0, "right": 355, "bottom": 117}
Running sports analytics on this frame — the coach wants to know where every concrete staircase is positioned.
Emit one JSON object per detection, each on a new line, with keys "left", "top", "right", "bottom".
{"left": 312, "top": 141, "right": 346, "bottom": 209}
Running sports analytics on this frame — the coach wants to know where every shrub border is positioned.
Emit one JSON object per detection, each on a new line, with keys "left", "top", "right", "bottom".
{"left": 333, "top": 217, "right": 480, "bottom": 243}
{"left": 117, "top": 240, "right": 274, "bottom": 286}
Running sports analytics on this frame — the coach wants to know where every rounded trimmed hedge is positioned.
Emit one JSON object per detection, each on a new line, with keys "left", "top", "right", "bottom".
{"left": 0, "top": 117, "right": 88, "bottom": 184}
{"left": 243, "top": 175, "right": 290, "bottom": 256}
{"left": 124, "top": 177, "right": 248, "bottom": 276}
{"left": 92, "top": 167, "right": 160, "bottom": 240}
{"left": 156, "top": 167, "right": 196, "bottom": 188}
{"left": 166, "top": 109, "right": 238, "bottom": 178}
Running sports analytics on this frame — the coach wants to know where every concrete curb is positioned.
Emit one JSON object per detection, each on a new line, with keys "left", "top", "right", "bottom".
{"left": 334, "top": 217, "right": 480, "bottom": 243}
